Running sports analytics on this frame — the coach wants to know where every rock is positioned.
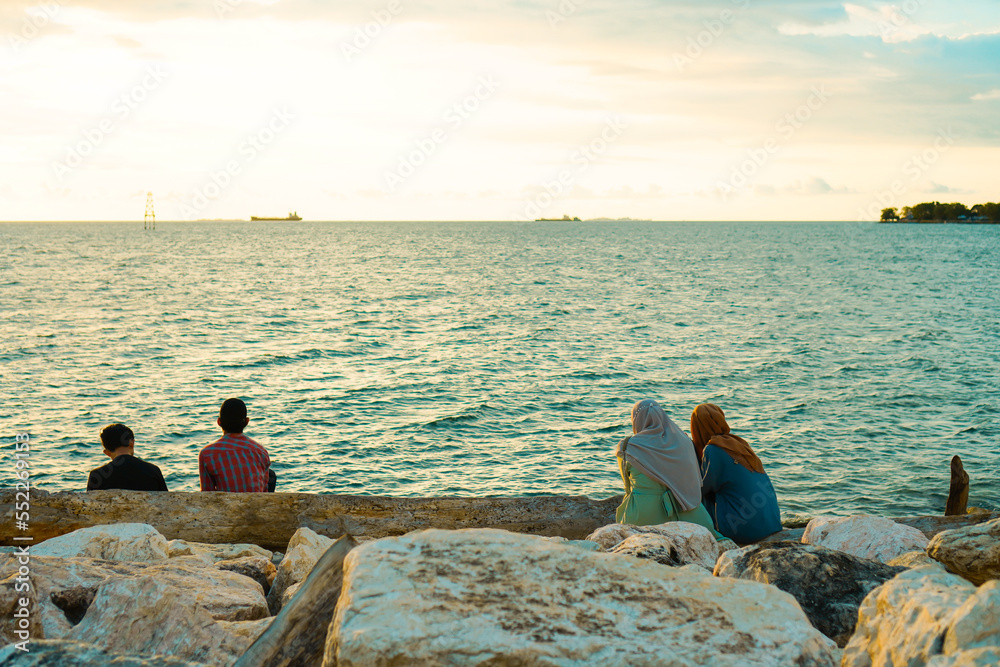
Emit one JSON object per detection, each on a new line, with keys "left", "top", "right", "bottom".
{"left": 236, "top": 535, "right": 356, "bottom": 667}
{"left": 324, "top": 529, "right": 838, "bottom": 666}
{"left": 0, "top": 639, "right": 207, "bottom": 666}
{"left": 802, "top": 515, "right": 929, "bottom": 563}
{"left": 586, "top": 521, "right": 721, "bottom": 569}
{"left": 927, "top": 517, "right": 1000, "bottom": 585}
{"left": 610, "top": 533, "right": 716, "bottom": 570}
{"left": 929, "top": 647, "right": 1000, "bottom": 666}
{"left": 0, "top": 553, "right": 268, "bottom": 640}
{"left": 266, "top": 527, "right": 333, "bottom": 614}
{"left": 842, "top": 565, "right": 978, "bottom": 666}
{"left": 888, "top": 550, "right": 945, "bottom": 569}
{"left": 712, "top": 541, "right": 905, "bottom": 647}
{"left": 1, "top": 489, "right": 622, "bottom": 550}
{"left": 216, "top": 556, "right": 277, "bottom": 595}
{"left": 167, "top": 540, "right": 273, "bottom": 564}
{"left": 67, "top": 576, "right": 259, "bottom": 666}
{"left": 34, "top": 524, "right": 168, "bottom": 562}
{"left": 541, "top": 536, "right": 604, "bottom": 552}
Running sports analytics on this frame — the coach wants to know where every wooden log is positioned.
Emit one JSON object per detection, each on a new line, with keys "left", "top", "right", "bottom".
{"left": 945, "top": 455, "right": 970, "bottom": 516}
{"left": 0, "top": 489, "right": 621, "bottom": 550}
{"left": 235, "top": 534, "right": 357, "bottom": 667}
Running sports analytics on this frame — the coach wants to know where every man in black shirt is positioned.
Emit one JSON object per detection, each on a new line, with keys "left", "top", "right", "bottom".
{"left": 87, "top": 423, "right": 169, "bottom": 492}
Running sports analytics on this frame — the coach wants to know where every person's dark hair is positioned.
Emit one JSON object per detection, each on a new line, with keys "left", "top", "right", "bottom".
{"left": 100, "top": 423, "right": 134, "bottom": 452}
{"left": 219, "top": 398, "right": 248, "bottom": 433}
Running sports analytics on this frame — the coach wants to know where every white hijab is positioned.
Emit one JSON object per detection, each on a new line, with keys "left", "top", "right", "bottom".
{"left": 615, "top": 398, "right": 703, "bottom": 512}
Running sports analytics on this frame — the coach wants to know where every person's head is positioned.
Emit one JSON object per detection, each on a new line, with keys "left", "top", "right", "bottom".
{"left": 218, "top": 398, "right": 249, "bottom": 434}
{"left": 631, "top": 398, "right": 669, "bottom": 435}
{"left": 100, "top": 423, "right": 135, "bottom": 458}
{"left": 690, "top": 403, "right": 730, "bottom": 460}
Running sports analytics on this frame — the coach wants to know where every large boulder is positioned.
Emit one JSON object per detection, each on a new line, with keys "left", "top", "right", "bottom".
{"left": 927, "top": 517, "right": 1000, "bottom": 585}
{"left": 714, "top": 541, "right": 905, "bottom": 647}
{"left": 66, "top": 576, "right": 266, "bottom": 666}
{"left": 841, "top": 565, "right": 1000, "bottom": 666}
{"left": 33, "top": 524, "right": 168, "bottom": 562}
{"left": 803, "top": 515, "right": 928, "bottom": 563}
{"left": 324, "top": 529, "right": 838, "bottom": 666}
{"left": 0, "top": 554, "right": 268, "bottom": 641}
{"left": 0, "top": 639, "right": 207, "bottom": 666}
{"left": 586, "top": 522, "right": 721, "bottom": 569}
{"left": 266, "top": 527, "right": 333, "bottom": 614}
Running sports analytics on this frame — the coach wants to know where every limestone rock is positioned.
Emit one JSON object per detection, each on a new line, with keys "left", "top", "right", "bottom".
{"left": 609, "top": 532, "right": 717, "bottom": 570}
{"left": 167, "top": 540, "right": 273, "bottom": 564}
{"left": 802, "top": 515, "right": 928, "bottom": 563}
{"left": 712, "top": 541, "right": 905, "bottom": 647}
{"left": 928, "top": 647, "right": 1000, "bottom": 666}
{"left": 1, "top": 489, "right": 622, "bottom": 550}
{"left": 927, "top": 517, "right": 1000, "bottom": 585}
{"left": 888, "top": 550, "right": 945, "bottom": 569}
{"left": 842, "top": 565, "right": 979, "bottom": 666}
{"left": 67, "top": 576, "right": 258, "bottom": 666}
{"left": 324, "top": 529, "right": 838, "bottom": 666}
{"left": 216, "top": 556, "right": 277, "bottom": 595}
{"left": 34, "top": 524, "right": 168, "bottom": 562}
{"left": 266, "top": 527, "right": 333, "bottom": 614}
{"left": 0, "top": 639, "right": 207, "bottom": 666}
{"left": 586, "top": 521, "right": 721, "bottom": 570}
{"left": 0, "top": 553, "right": 267, "bottom": 641}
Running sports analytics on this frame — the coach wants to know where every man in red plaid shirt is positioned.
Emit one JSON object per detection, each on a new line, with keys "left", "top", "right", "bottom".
{"left": 199, "top": 398, "right": 271, "bottom": 492}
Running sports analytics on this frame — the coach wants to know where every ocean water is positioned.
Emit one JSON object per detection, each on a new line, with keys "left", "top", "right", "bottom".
{"left": 1, "top": 220, "right": 998, "bottom": 520}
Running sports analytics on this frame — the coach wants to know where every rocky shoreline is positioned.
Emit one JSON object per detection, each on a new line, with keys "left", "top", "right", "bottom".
{"left": 2, "top": 492, "right": 1000, "bottom": 665}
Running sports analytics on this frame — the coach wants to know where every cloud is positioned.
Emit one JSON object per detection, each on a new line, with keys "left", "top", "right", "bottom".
{"left": 972, "top": 89, "right": 1000, "bottom": 101}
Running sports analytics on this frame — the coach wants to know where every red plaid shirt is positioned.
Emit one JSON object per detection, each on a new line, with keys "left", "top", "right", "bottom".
{"left": 199, "top": 433, "right": 270, "bottom": 492}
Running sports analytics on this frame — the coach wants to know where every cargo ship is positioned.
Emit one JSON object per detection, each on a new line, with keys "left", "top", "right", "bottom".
{"left": 250, "top": 212, "right": 302, "bottom": 221}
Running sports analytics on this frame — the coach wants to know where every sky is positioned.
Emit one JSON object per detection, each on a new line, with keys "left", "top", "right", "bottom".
{"left": 1, "top": 0, "right": 999, "bottom": 221}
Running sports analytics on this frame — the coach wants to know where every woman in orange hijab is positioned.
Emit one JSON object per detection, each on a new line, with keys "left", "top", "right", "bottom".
{"left": 691, "top": 403, "right": 782, "bottom": 543}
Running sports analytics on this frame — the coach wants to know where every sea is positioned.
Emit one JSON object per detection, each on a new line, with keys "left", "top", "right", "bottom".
{"left": 1, "top": 220, "right": 998, "bottom": 521}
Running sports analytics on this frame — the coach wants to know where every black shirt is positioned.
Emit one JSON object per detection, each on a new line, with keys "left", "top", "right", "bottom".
{"left": 87, "top": 454, "right": 169, "bottom": 491}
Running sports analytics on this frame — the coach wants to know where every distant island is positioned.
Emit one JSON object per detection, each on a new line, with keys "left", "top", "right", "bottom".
{"left": 536, "top": 215, "right": 581, "bottom": 221}
{"left": 880, "top": 202, "right": 999, "bottom": 223}
{"left": 586, "top": 217, "right": 653, "bottom": 222}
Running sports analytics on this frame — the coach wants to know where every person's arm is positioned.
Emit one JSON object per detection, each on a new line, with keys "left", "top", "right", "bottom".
{"left": 156, "top": 468, "right": 169, "bottom": 492}
{"left": 700, "top": 446, "right": 724, "bottom": 496}
{"left": 198, "top": 451, "right": 217, "bottom": 491}
{"left": 86, "top": 470, "right": 99, "bottom": 491}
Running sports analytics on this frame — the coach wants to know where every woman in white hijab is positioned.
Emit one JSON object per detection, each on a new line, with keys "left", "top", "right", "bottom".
{"left": 615, "top": 398, "right": 722, "bottom": 537}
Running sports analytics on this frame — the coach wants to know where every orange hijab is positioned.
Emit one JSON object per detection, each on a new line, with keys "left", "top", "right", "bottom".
{"left": 690, "top": 403, "right": 765, "bottom": 474}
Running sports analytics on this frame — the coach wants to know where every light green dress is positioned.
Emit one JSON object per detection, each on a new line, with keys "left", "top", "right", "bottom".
{"left": 616, "top": 459, "right": 723, "bottom": 539}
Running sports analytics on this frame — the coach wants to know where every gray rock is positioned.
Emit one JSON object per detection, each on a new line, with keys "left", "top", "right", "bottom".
{"left": 0, "top": 640, "right": 206, "bottom": 666}
{"left": 714, "top": 541, "right": 905, "bottom": 647}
